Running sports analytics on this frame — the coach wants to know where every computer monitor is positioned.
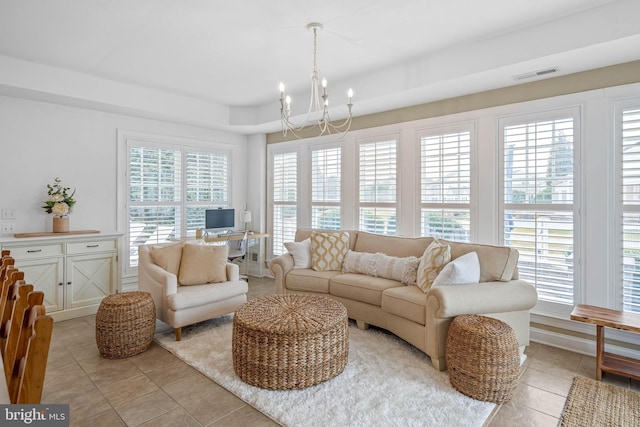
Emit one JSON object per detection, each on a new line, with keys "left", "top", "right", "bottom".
{"left": 205, "top": 208, "right": 235, "bottom": 232}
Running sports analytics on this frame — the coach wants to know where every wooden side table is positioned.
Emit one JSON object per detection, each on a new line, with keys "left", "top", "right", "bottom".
{"left": 570, "top": 304, "right": 640, "bottom": 380}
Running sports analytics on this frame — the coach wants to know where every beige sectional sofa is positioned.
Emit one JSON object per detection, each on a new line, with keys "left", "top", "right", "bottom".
{"left": 269, "top": 229, "right": 538, "bottom": 371}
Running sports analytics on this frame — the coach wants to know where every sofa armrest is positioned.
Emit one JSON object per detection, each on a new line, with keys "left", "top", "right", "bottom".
{"left": 226, "top": 262, "right": 240, "bottom": 281}
{"left": 269, "top": 254, "right": 295, "bottom": 293}
{"left": 427, "top": 279, "right": 537, "bottom": 319}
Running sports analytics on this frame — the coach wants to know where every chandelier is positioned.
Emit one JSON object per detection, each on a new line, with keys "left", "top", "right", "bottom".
{"left": 279, "top": 23, "right": 353, "bottom": 138}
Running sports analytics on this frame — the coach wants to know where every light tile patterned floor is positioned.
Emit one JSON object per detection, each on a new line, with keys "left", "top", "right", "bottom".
{"left": 42, "top": 277, "right": 638, "bottom": 426}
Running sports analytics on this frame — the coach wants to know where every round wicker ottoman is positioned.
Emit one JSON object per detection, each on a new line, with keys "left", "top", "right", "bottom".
{"left": 96, "top": 291, "right": 156, "bottom": 359}
{"left": 446, "top": 315, "right": 520, "bottom": 403}
{"left": 232, "top": 294, "right": 349, "bottom": 390}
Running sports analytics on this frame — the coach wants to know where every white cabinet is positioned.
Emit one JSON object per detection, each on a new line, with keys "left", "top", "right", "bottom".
{"left": 1, "top": 234, "right": 121, "bottom": 321}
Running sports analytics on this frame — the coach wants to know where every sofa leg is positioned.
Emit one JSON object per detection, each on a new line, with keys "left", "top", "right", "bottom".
{"left": 431, "top": 357, "right": 447, "bottom": 371}
{"left": 174, "top": 328, "right": 182, "bottom": 341}
{"left": 356, "top": 320, "right": 369, "bottom": 330}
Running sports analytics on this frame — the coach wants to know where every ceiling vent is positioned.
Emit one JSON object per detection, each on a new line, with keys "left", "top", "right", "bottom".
{"left": 513, "top": 67, "right": 560, "bottom": 81}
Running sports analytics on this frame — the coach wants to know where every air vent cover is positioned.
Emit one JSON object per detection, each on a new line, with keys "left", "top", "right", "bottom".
{"left": 513, "top": 67, "right": 560, "bottom": 81}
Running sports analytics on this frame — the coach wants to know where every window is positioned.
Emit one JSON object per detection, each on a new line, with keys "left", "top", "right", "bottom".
{"left": 501, "top": 111, "right": 578, "bottom": 307}
{"left": 127, "top": 141, "right": 230, "bottom": 269}
{"left": 358, "top": 137, "right": 397, "bottom": 235}
{"left": 420, "top": 127, "right": 471, "bottom": 242}
{"left": 312, "top": 146, "right": 341, "bottom": 230}
{"left": 272, "top": 151, "right": 298, "bottom": 256}
{"left": 620, "top": 105, "right": 640, "bottom": 313}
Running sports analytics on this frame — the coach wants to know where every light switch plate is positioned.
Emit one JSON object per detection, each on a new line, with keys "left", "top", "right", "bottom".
{"left": 1, "top": 209, "right": 16, "bottom": 220}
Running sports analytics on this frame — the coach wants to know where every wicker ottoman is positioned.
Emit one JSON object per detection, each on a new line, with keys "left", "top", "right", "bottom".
{"left": 96, "top": 291, "right": 156, "bottom": 359}
{"left": 232, "top": 294, "right": 348, "bottom": 390}
{"left": 446, "top": 315, "right": 520, "bottom": 403}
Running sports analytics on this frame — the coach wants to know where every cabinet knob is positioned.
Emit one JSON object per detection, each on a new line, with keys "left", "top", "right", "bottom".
{"left": 58, "top": 282, "right": 63, "bottom": 286}
{"left": 67, "top": 281, "right": 71, "bottom": 285}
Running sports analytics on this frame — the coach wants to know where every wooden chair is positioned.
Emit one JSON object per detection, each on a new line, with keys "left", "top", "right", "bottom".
{"left": 3, "top": 283, "right": 41, "bottom": 384}
{"left": 7, "top": 304, "right": 52, "bottom": 404}
{"left": 0, "top": 256, "right": 15, "bottom": 285}
{"left": 0, "top": 269, "right": 25, "bottom": 345}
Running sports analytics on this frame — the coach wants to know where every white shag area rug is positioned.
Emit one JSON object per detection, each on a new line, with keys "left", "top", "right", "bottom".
{"left": 154, "top": 315, "right": 495, "bottom": 427}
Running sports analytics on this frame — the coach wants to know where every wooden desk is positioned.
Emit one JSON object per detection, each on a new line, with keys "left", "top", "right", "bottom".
{"left": 204, "top": 232, "right": 268, "bottom": 243}
{"left": 570, "top": 304, "right": 640, "bottom": 380}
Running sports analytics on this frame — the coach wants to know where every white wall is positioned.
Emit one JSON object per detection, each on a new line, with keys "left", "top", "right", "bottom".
{"left": 0, "top": 95, "right": 249, "bottom": 264}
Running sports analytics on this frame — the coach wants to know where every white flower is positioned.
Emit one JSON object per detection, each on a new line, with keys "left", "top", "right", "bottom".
{"left": 51, "top": 202, "right": 69, "bottom": 215}
{"left": 49, "top": 194, "right": 64, "bottom": 202}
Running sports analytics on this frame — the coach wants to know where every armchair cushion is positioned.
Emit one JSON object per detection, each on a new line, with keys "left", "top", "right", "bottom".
{"left": 178, "top": 244, "right": 229, "bottom": 285}
{"left": 149, "top": 242, "right": 184, "bottom": 276}
{"left": 167, "top": 281, "right": 248, "bottom": 311}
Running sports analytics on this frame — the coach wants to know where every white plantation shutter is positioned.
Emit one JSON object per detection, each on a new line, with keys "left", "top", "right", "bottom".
{"left": 272, "top": 151, "right": 298, "bottom": 256}
{"left": 358, "top": 138, "right": 397, "bottom": 235}
{"left": 420, "top": 129, "right": 471, "bottom": 242}
{"left": 502, "top": 113, "right": 577, "bottom": 306}
{"left": 621, "top": 106, "right": 640, "bottom": 313}
{"left": 312, "top": 146, "right": 341, "bottom": 230}
{"left": 128, "top": 143, "right": 230, "bottom": 269}
{"left": 129, "top": 145, "right": 182, "bottom": 267}
{"left": 185, "top": 151, "right": 229, "bottom": 231}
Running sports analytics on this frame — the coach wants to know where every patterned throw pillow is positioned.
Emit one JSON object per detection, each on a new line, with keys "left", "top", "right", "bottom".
{"left": 343, "top": 250, "right": 419, "bottom": 285}
{"left": 311, "top": 231, "right": 350, "bottom": 271}
{"left": 416, "top": 239, "right": 451, "bottom": 292}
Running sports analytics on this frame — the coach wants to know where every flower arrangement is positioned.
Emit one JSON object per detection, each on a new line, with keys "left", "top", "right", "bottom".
{"left": 42, "top": 177, "right": 76, "bottom": 216}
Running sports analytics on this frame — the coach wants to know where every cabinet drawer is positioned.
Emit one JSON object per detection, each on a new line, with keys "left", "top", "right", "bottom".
{"left": 8, "top": 243, "right": 64, "bottom": 259}
{"left": 67, "top": 239, "right": 117, "bottom": 254}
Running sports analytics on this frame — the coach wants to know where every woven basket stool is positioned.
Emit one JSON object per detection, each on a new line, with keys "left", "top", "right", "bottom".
{"left": 446, "top": 314, "right": 520, "bottom": 403}
{"left": 96, "top": 291, "right": 156, "bottom": 359}
{"left": 232, "top": 294, "right": 348, "bottom": 390}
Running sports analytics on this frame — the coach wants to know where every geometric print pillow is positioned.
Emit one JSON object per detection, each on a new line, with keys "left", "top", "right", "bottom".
{"left": 311, "top": 231, "right": 350, "bottom": 271}
{"left": 416, "top": 238, "right": 451, "bottom": 292}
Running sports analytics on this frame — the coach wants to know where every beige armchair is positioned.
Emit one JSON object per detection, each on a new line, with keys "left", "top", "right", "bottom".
{"left": 137, "top": 241, "right": 248, "bottom": 340}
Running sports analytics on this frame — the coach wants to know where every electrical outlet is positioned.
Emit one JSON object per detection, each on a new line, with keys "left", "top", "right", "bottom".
{"left": 1, "top": 222, "right": 16, "bottom": 234}
{"left": 1, "top": 209, "right": 16, "bottom": 220}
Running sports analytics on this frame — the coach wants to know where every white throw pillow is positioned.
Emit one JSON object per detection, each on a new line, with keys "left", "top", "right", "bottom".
{"left": 416, "top": 239, "right": 451, "bottom": 292}
{"left": 284, "top": 238, "right": 312, "bottom": 269}
{"left": 432, "top": 252, "right": 480, "bottom": 287}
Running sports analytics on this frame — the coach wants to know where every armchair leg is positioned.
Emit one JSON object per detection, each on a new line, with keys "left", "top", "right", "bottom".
{"left": 174, "top": 328, "right": 182, "bottom": 341}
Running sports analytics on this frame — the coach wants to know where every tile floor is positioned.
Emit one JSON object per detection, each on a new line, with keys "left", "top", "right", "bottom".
{"left": 43, "top": 276, "right": 637, "bottom": 426}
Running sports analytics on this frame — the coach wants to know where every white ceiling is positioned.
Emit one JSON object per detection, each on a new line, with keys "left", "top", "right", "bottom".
{"left": 0, "top": 0, "right": 639, "bottom": 133}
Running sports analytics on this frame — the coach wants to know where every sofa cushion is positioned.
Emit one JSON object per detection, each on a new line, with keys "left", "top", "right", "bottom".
{"left": 330, "top": 273, "right": 403, "bottom": 306}
{"left": 433, "top": 251, "right": 480, "bottom": 287}
{"left": 416, "top": 239, "right": 451, "bottom": 292}
{"left": 354, "top": 231, "right": 432, "bottom": 258}
{"left": 342, "top": 250, "right": 419, "bottom": 286}
{"left": 311, "top": 231, "right": 350, "bottom": 271}
{"left": 178, "top": 244, "right": 228, "bottom": 286}
{"left": 149, "top": 242, "right": 184, "bottom": 276}
{"left": 445, "top": 240, "right": 519, "bottom": 282}
{"left": 284, "top": 238, "right": 311, "bottom": 269}
{"left": 285, "top": 268, "right": 341, "bottom": 293}
{"left": 167, "top": 280, "right": 248, "bottom": 311}
{"left": 382, "top": 286, "right": 427, "bottom": 326}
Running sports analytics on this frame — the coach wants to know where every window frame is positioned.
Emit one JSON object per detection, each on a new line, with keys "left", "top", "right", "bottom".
{"left": 118, "top": 131, "right": 232, "bottom": 276}
{"left": 498, "top": 107, "right": 582, "bottom": 317}
{"left": 615, "top": 99, "right": 640, "bottom": 313}
{"left": 356, "top": 133, "right": 399, "bottom": 235}
{"left": 309, "top": 142, "right": 342, "bottom": 231}
{"left": 418, "top": 123, "right": 474, "bottom": 242}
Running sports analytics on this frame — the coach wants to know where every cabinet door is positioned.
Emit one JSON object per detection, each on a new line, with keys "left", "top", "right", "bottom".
{"left": 15, "top": 257, "right": 65, "bottom": 313}
{"left": 67, "top": 252, "right": 116, "bottom": 309}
